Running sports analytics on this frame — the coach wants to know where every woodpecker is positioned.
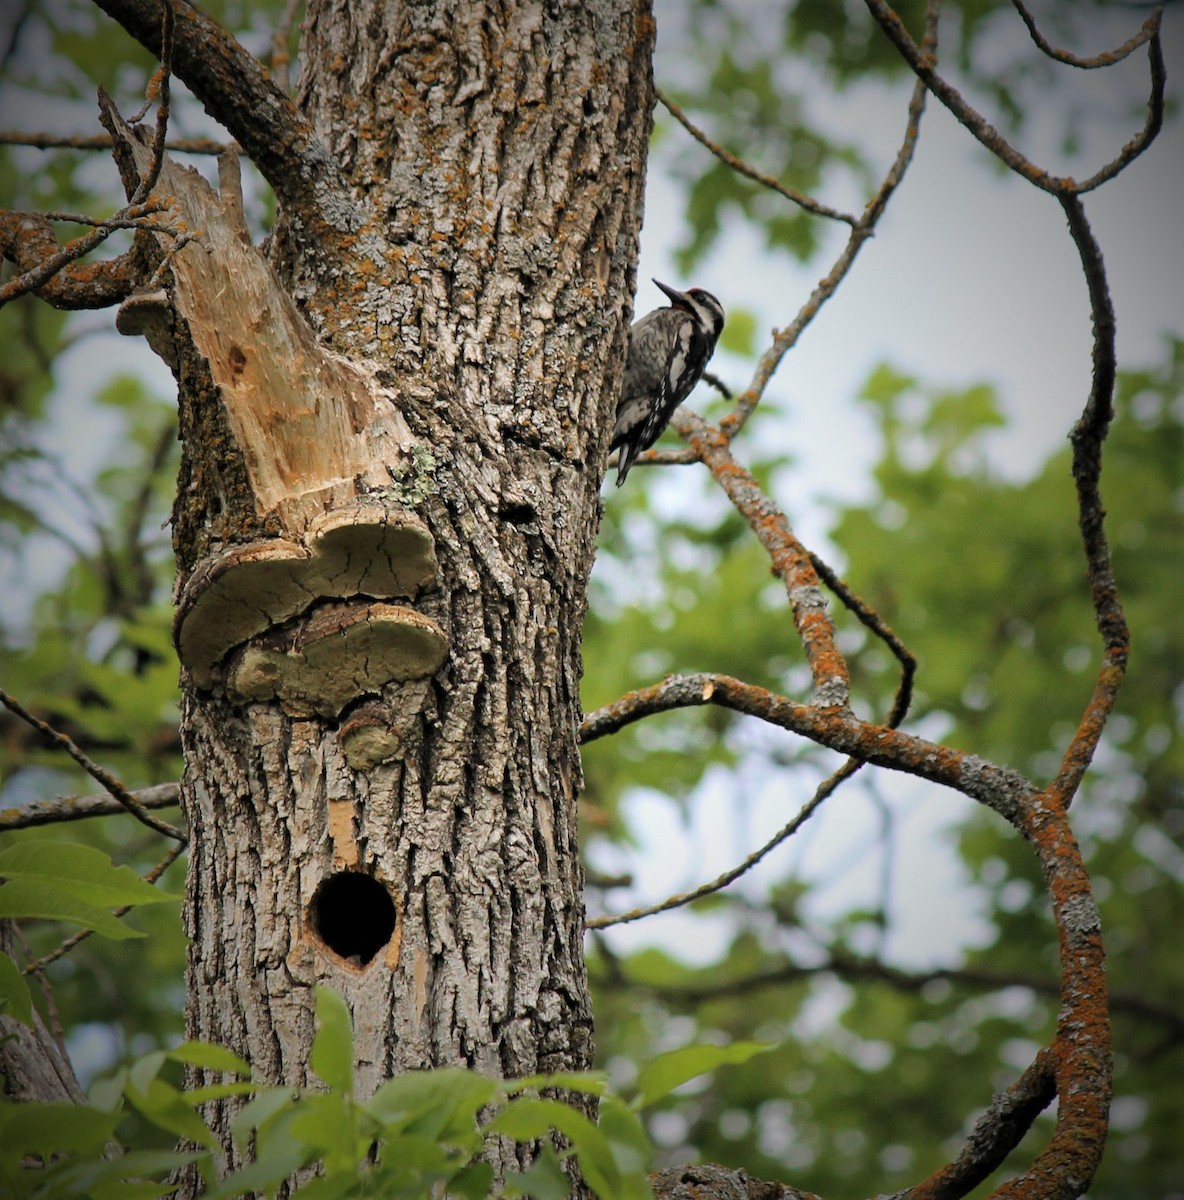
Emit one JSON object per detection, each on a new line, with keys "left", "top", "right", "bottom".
{"left": 611, "top": 279, "right": 726, "bottom": 487}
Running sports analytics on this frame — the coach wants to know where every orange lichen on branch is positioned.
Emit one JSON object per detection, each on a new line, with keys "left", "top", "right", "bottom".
{"left": 673, "top": 410, "right": 850, "bottom": 706}
{"left": 582, "top": 666, "right": 1111, "bottom": 1196}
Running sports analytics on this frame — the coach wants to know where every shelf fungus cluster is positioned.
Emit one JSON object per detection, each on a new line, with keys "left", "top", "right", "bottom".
{"left": 173, "top": 503, "right": 447, "bottom": 721}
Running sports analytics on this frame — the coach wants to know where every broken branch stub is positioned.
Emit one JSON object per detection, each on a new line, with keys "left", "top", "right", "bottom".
{"left": 102, "top": 93, "right": 418, "bottom": 532}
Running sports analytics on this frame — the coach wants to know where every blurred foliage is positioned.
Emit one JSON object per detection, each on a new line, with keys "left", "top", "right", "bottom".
{"left": 587, "top": 340, "right": 1183, "bottom": 1198}
{"left": 1, "top": 2, "right": 1181, "bottom": 1199}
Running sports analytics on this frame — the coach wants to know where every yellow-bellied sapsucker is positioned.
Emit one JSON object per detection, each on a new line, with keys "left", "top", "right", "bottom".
{"left": 610, "top": 279, "right": 725, "bottom": 486}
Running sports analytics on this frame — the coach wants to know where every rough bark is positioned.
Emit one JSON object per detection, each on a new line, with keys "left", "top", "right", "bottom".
{"left": 0, "top": 925, "right": 87, "bottom": 1105}
{"left": 100, "top": 0, "right": 654, "bottom": 1188}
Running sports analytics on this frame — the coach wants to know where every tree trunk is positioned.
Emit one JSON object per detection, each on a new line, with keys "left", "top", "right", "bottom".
{"left": 107, "top": 0, "right": 653, "bottom": 1186}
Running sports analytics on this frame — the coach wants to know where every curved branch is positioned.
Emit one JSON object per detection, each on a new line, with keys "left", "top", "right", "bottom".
{"left": 1012, "top": 0, "right": 1160, "bottom": 69}
{"left": 91, "top": 0, "right": 329, "bottom": 219}
{"left": 863, "top": 0, "right": 1164, "bottom": 197}
{"left": 583, "top": 670, "right": 1109, "bottom": 1196}
{"left": 808, "top": 550, "right": 917, "bottom": 728}
{"left": 1045, "top": 196, "right": 1130, "bottom": 808}
{"left": 914, "top": 1051, "right": 1059, "bottom": 1200}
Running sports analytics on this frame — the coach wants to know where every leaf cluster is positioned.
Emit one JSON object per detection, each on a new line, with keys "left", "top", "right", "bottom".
{"left": 1, "top": 985, "right": 771, "bottom": 1200}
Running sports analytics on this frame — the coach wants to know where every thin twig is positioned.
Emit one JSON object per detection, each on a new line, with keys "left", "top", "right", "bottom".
{"left": 9, "top": 922, "right": 68, "bottom": 1050}
{"left": 808, "top": 551, "right": 916, "bottom": 729}
{"left": 1075, "top": 18, "right": 1164, "bottom": 194}
{"left": 655, "top": 87, "right": 858, "bottom": 227}
{"left": 0, "top": 219, "right": 126, "bottom": 307}
{"left": 586, "top": 762, "right": 853, "bottom": 930}
{"left": 39, "top": 204, "right": 168, "bottom": 228}
{"left": 269, "top": 0, "right": 305, "bottom": 94}
{"left": 21, "top": 842, "right": 186, "bottom": 976}
{"left": 719, "top": 1, "right": 937, "bottom": 437}
{"left": 0, "top": 6, "right": 186, "bottom": 313}
{"left": 601, "top": 953, "right": 1184, "bottom": 1038}
{"left": 0, "top": 130, "right": 233, "bottom": 155}
{"left": 863, "top": 0, "right": 1165, "bottom": 197}
{"left": 1045, "top": 195, "right": 1129, "bottom": 809}
{"left": 0, "top": 688, "right": 186, "bottom": 842}
{"left": 129, "top": 0, "right": 175, "bottom": 207}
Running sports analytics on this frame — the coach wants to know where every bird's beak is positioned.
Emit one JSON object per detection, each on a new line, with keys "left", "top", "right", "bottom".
{"left": 653, "top": 278, "right": 689, "bottom": 307}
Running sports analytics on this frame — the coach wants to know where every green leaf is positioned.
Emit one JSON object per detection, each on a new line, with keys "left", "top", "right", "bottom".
{"left": 311, "top": 985, "right": 354, "bottom": 1094}
{"left": 632, "top": 1041, "right": 774, "bottom": 1109}
{"left": 230, "top": 1085, "right": 295, "bottom": 1148}
{"left": 182, "top": 1081, "right": 259, "bottom": 1104}
{"left": 0, "top": 841, "right": 179, "bottom": 907}
{"left": 365, "top": 1068, "right": 496, "bottom": 1141}
{"left": 289, "top": 1091, "right": 362, "bottom": 1172}
{"left": 166, "top": 1039, "right": 251, "bottom": 1076}
{"left": 208, "top": 1126, "right": 311, "bottom": 1200}
{"left": 0, "top": 1101, "right": 120, "bottom": 1165}
{"left": 506, "top": 1070, "right": 609, "bottom": 1097}
{"left": 42, "top": 1148, "right": 207, "bottom": 1199}
{"left": 0, "top": 950, "right": 32, "bottom": 1026}
{"left": 502, "top": 1144, "right": 570, "bottom": 1200}
{"left": 284, "top": 1173, "right": 361, "bottom": 1200}
{"left": 486, "top": 1097, "right": 620, "bottom": 1198}
{"left": 447, "top": 1159, "right": 495, "bottom": 1199}
{"left": 125, "top": 1078, "right": 220, "bottom": 1150}
{"left": 599, "top": 1094, "right": 652, "bottom": 1177}
{"left": 0, "top": 879, "right": 143, "bottom": 939}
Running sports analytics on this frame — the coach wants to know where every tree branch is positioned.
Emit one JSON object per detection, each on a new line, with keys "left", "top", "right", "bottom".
{"left": 1011, "top": 0, "right": 1160, "bottom": 69}
{"left": 587, "top": 761, "right": 850, "bottom": 931}
{"left": 268, "top": 0, "right": 305, "bottom": 95}
{"left": 20, "top": 842, "right": 186, "bottom": 976}
{"left": 613, "top": 953, "right": 1183, "bottom": 1040}
{"left": 0, "top": 210, "right": 145, "bottom": 308}
{"left": 672, "top": 420, "right": 852, "bottom": 706}
{"left": 655, "top": 86, "right": 858, "bottom": 227}
{"left": 0, "top": 688, "right": 186, "bottom": 842}
{"left": 719, "top": 0, "right": 937, "bottom": 435}
{"left": 91, "top": 0, "right": 328, "bottom": 219}
{"left": 1043, "top": 196, "right": 1130, "bottom": 810}
{"left": 0, "top": 783, "right": 182, "bottom": 832}
{"left": 0, "top": 129, "right": 232, "bottom": 154}
{"left": 862, "top": 0, "right": 1164, "bottom": 196}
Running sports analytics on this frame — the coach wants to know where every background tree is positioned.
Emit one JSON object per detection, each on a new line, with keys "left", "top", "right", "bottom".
{"left": 1, "top": 1, "right": 1179, "bottom": 1198}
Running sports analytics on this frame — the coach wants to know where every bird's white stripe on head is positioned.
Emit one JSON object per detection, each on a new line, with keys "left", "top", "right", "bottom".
{"left": 687, "top": 291, "right": 724, "bottom": 338}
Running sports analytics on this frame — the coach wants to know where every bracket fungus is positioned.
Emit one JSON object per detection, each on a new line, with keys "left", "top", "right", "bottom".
{"left": 225, "top": 601, "right": 447, "bottom": 718}
{"left": 174, "top": 503, "right": 439, "bottom": 688}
